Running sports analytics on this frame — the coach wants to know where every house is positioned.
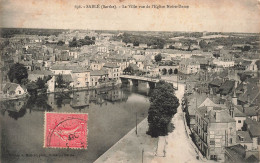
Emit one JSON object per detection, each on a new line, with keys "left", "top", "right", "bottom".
{"left": 2, "top": 83, "right": 27, "bottom": 98}
{"left": 90, "top": 70, "right": 108, "bottom": 87}
{"left": 103, "top": 63, "right": 120, "bottom": 81}
{"left": 236, "top": 131, "right": 253, "bottom": 151}
{"left": 90, "top": 61, "right": 105, "bottom": 71}
{"left": 71, "top": 68, "right": 91, "bottom": 88}
{"left": 213, "top": 59, "right": 235, "bottom": 68}
{"left": 233, "top": 106, "right": 246, "bottom": 131}
{"left": 194, "top": 105, "right": 236, "bottom": 161}
{"left": 243, "top": 118, "right": 260, "bottom": 147}
{"left": 237, "top": 81, "right": 260, "bottom": 106}
{"left": 209, "top": 78, "right": 223, "bottom": 95}
{"left": 236, "top": 60, "right": 258, "bottom": 71}
{"left": 69, "top": 50, "right": 79, "bottom": 59}
{"left": 242, "top": 60, "right": 258, "bottom": 72}
{"left": 97, "top": 44, "right": 108, "bottom": 53}
{"left": 179, "top": 59, "right": 200, "bottom": 74}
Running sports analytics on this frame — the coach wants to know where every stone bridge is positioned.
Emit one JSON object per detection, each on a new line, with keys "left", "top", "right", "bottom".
{"left": 120, "top": 75, "right": 178, "bottom": 89}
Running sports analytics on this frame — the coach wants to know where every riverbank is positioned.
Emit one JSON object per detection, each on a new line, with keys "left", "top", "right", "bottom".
{"left": 48, "top": 83, "right": 121, "bottom": 94}
{"left": 94, "top": 117, "right": 158, "bottom": 163}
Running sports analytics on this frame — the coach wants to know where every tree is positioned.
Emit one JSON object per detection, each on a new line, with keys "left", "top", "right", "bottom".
{"left": 123, "top": 66, "right": 134, "bottom": 75}
{"left": 199, "top": 40, "right": 208, "bottom": 49}
{"left": 238, "top": 73, "right": 251, "bottom": 82}
{"left": 147, "top": 81, "right": 179, "bottom": 137}
{"left": 26, "top": 81, "right": 38, "bottom": 95}
{"left": 84, "top": 36, "right": 91, "bottom": 40}
{"left": 155, "top": 54, "right": 162, "bottom": 62}
{"left": 56, "top": 74, "right": 65, "bottom": 88}
{"left": 133, "top": 40, "right": 139, "bottom": 46}
{"left": 8, "top": 63, "right": 28, "bottom": 84}
{"left": 57, "top": 40, "right": 65, "bottom": 46}
{"left": 36, "top": 77, "right": 45, "bottom": 89}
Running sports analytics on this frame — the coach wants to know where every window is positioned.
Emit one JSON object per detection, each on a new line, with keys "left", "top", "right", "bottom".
{"left": 229, "top": 138, "right": 232, "bottom": 144}
{"left": 18, "top": 91, "right": 21, "bottom": 94}
{"left": 238, "top": 120, "right": 241, "bottom": 123}
{"left": 210, "top": 140, "right": 215, "bottom": 145}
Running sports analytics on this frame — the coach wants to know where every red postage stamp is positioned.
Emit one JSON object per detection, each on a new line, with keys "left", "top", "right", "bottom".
{"left": 44, "top": 112, "right": 88, "bottom": 149}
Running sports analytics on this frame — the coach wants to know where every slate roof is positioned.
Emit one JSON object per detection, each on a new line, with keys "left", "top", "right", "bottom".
{"left": 225, "top": 144, "right": 246, "bottom": 163}
{"left": 196, "top": 106, "right": 235, "bottom": 123}
{"left": 236, "top": 131, "right": 253, "bottom": 143}
{"left": 238, "top": 82, "right": 259, "bottom": 104}
{"left": 233, "top": 106, "right": 246, "bottom": 117}
{"left": 219, "top": 80, "right": 235, "bottom": 95}
{"left": 209, "top": 78, "right": 223, "bottom": 87}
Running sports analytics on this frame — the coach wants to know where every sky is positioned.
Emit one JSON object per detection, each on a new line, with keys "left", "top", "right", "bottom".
{"left": 1, "top": 0, "right": 260, "bottom": 33}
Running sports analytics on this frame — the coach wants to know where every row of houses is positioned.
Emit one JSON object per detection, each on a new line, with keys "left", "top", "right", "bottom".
{"left": 185, "top": 77, "right": 260, "bottom": 162}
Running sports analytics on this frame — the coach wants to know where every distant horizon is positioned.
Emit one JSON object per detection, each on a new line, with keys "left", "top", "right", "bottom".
{"left": 1, "top": 26, "right": 260, "bottom": 35}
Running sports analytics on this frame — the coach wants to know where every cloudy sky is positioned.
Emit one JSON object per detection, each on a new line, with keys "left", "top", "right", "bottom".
{"left": 1, "top": 0, "right": 260, "bottom": 33}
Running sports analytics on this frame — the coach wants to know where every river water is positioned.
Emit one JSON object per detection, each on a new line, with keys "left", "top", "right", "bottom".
{"left": 1, "top": 86, "right": 151, "bottom": 163}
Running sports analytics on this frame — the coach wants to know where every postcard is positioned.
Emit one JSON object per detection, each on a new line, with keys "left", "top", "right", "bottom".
{"left": 1, "top": 0, "right": 259, "bottom": 162}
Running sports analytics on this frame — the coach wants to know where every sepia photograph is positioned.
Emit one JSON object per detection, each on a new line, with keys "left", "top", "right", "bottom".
{"left": 0, "top": 0, "right": 260, "bottom": 162}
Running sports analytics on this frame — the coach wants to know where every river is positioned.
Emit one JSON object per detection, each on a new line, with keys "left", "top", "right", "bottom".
{"left": 1, "top": 86, "right": 151, "bottom": 163}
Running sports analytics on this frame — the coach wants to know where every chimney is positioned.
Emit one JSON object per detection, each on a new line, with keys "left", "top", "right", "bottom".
{"left": 232, "top": 91, "right": 237, "bottom": 105}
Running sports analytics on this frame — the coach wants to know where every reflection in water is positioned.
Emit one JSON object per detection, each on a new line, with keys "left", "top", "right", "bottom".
{"left": 1, "top": 85, "right": 151, "bottom": 163}
{"left": 0, "top": 99, "right": 28, "bottom": 120}
{"left": 0, "top": 86, "right": 138, "bottom": 119}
